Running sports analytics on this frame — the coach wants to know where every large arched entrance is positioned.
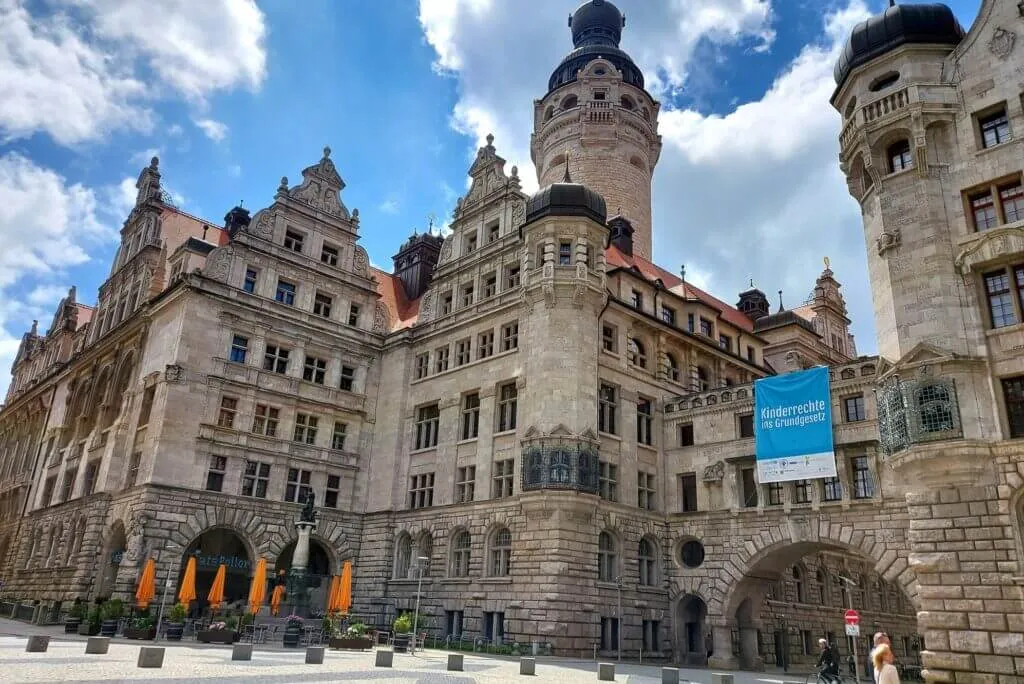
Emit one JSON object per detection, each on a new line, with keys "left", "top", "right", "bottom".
{"left": 181, "top": 528, "right": 253, "bottom": 615}
{"left": 275, "top": 538, "right": 333, "bottom": 615}
{"left": 95, "top": 521, "right": 126, "bottom": 599}
{"left": 675, "top": 594, "right": 708, "bottom": 666}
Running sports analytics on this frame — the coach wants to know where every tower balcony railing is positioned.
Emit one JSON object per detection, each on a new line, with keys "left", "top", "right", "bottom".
{"left": 839, "top": 82, "right": 958, "bottom": 152}
{"left": 876, "top": 376, "right": 962, "bottom": 455}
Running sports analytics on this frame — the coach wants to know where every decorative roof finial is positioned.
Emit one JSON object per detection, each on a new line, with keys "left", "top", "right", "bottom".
{"left": 824, "top": 255, "right": 830, "bottom": 270}
{"left": 777, "top": 290, "right": 785, "bottom": 313}
{"left": 323, "top": 145, "right": 331, "bottom": 158}
{"left": 680, "top": 264, "right": 686, "bottom": 284}
{"left": 485, "top": 133, "right": 494, "bottom": 147}
{"left": 427, "top": 213, "right": 436, "bottom": 235}
{"left": 749, "top": 277, "right": 754, "bottom": 288}
{"left": 563, "top": 148, "right": 572, "bottom": 183}
{"left": 889, "top": 0, "right": 896, "bottom": 7}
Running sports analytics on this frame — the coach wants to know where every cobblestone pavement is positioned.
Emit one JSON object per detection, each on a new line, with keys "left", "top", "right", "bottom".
{"left": 1, "top": 635, "right": 818, "bottom": 684}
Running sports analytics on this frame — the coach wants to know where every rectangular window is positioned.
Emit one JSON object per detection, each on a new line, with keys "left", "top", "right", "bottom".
{"left": 661, "top": 305, "right": 676, "bottom": 326}
{"left": 461, "top": 393, "right": 480, "bottom": 440}
{"left": 347, "top": 304, "right": 360, "bottom": 327}
{"left": 320, "top": 243, "right": 339, "bottom": 266}
{"left": 230, "top": 335, "right": 249, "bottom": 363}
{"left": 844, "top": 395, "right": 867, "bottom": 422}
{"left": 206, "top": 455, "right": 227, "bottom": 492}
{"left": 501, "top": 322, "right": 519, "bottom": 351}
{"left": 483, "top": 273, "right": 497, "bottom": 298}
{"left": 636, "top": 397, "right": 653, "bottom": 446}
{"left": 687, "top": 313, "right": 695, "bottom": 333}
{"left": 679, "top": 423, "right": 695, "bottom": 446}
{"left": 252, "top": 404, "right": 279, "bottom": 437}
{"left": 415, "top": 353, "right": 430, "bottom": 380}
{"left": 741, "top": 467, "right": 758, "bottom": 508}
{"left": 980, "top": 109, "right": 1011, "bottom": 148}
{"left": 642, "top": 620, "right": 661, "bottom": 653}
{"left": 794, "top": 479, "right": 811, "bottom": 504}
{"left": 852, "top": 456, "right": 874, "bottom": 499}
{"left": 738, "top": 413, "right": 754, "bottom": 439}
{"left": 558, "top": 242, "right": 572, "bottom": 265}
{"left": 802, "top": 630, "right": 814, "bottom": 656}
{"left": 284, "top": 229, "right": 305, "bottom": 252}
{"left": 263, "top": 345, "right": 290, "bottom": 374}
{"left": 972, "top": 192, "right": 998, "bottom": 231}
{"left": 313, "top": 292, "right": 333, "bottom": 318}
{"left": 217, "top": 396, "right": 238, "bottom": 428}
{"left": 83, "top": 460, "right": 100, "bottom": 495}
{"left": 446, "top": 610, "right": 465, "bottom": 639}
{"left": 487, "top": 221, "right": 500, "bottom": 243}
{"left": 599, "top": 383, "right": 617, "bottom": 434}
{"left": 464, "top": 232, "right": 477, "bottom": 254}
{"left": 700, "top": 318, "right": 713, "bottom": 337}
{"left": 600, "top": 617, "right": 620, "bottom": 652}
{"left": 339, "top": 365, "right": 355, "bottom": 392}
{"left": 602, "top": 324, "right": 617, "bottom": 352}
{"left": 60, "top": 472, "right": 75, "bottom": 502}
{"left": 243, "top": 267, "right": 258, "bottom": 293}
{"left": 985, "top": 270, "right": 1018, "bottom": 328}
{"left": 823, "top": 476, "right": 842, "bottom": 502}
{"left": 325, "top": 474, "right": 341, "bottom": 509}
{"left": 631, "top": 289, "right": 643, "bottom": 310}
{"left": 747, "top": 345, "right": 755, "bottom": 363}
{"left": 455, "top": 338, "right": 472, "bottom": 366}
{"left": 1001, "top": 183, "right": 1024, "bottom": 223}
{"left": 302, "top": 356, "right": 327, "bottom": 385}
{"left": 492, "top": 459, "right": 514, "bottom": 498}
{"left": 125, "top": 452, "right": 141, "bottom": 488}
{"left": 437, "top": 291, "right": 452, "bottom": 316}
{"left": 285, "top": 467, "right": 312, "bottom": 503}
{"left": 431, "top": 346, "right": 449, "bottom": 374}
{"left": 1004, "top": 377, "right": 1024, "bottom": 438}
{"left": 505, "top": 265, "right": 520, "bottom": 290}
{"left": 766, "top": 481, "right": 783, "bottom": 506}
{"left": 483, "top": 612, "right": 504, "bottom": 643}
{"left": 408, "top": 472, "right": 435, "bottom": 509}
{"left": 477, "top": 330, "right": 494, "bottom": 359}
{"left": 331, "top": 421, "right": 347, "bottom": 450}
{"left": 889, "top": 140, "right": 913, "bottom": 172}
{"left": 637, "top": 471, "right": 656, "bottom": 510}
{"left": 275, "top": 279, "right": 296, "bottom": 305}
{"left": 42, "top": 476, "right": 56, "bottom": 506}
{"left": 462, "top": 284, "right": 475, "bottom": 308}
{"left": 719, "top": 334, "right": 732, "bottom": 352}
{"left": 241, "top": 461, "right": 271, "bottom": 498}
{"left": 599, "top": 461, "right": 618, "bottom": 502}
{"left": 293, "top": 413, "right": 319, "bottom": 445}
{"left": 415, "top": 404, "right": 440, "bottom": 450}
{"left": 497, "top": 382, "right": 518, "bottom": 432}
{"left": 679, "top": 472, "right": 698, "bottom": 512}
{"left": 456, "top": 465, "right": 476, "bottom": 503}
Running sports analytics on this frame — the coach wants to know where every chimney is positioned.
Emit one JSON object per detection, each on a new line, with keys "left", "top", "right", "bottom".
{"left": 607, "top": 215, "right": 634, "bottom": 256}
{"left": 393, "top": 232, "right": 444, "bottom": 300}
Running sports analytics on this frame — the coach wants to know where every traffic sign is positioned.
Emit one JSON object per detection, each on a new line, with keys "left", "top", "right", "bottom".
{"left": 844, "top": 609, "right": 860, "bottom": 625}
{"left": 846, "top": 623, "right": 860, "bottom": 636}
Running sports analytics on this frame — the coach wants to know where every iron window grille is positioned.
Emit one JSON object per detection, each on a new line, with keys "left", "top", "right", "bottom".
{"left": 876, "top": 376, "right": 961, "bottom": 455}
{"left": 521, "top": 441, "right": 600, "bottom": 494}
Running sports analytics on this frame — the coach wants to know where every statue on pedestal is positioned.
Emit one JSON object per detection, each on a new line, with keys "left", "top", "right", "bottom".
{"left": 300, "top": 490, "right": 317, "bottom": 523}
{"left": 287, "top": 489, "right": 318, "bottom": 617}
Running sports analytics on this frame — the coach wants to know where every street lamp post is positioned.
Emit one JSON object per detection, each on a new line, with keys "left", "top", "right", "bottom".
{"left": 837, "top": 574, "right": 863, "bottom": 684}
{"left": 615, "top": 575, "right": 623, "bottom": 662}
{"left": 411, "top": 555, "right": 429, "bottom": 655}
{"left": 154, "top": 543, "right": 181, "bottom": 641}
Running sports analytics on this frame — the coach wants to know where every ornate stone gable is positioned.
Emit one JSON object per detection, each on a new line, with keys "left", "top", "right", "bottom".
{"left": 454, "top": 134, "right": 521, "bottom": 218}
{"left": 282, "top": 146, "right": 351, "bottom": 219}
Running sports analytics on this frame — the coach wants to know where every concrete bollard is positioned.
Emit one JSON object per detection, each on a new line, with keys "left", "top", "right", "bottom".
{"left": 231, "top": 643, "right": 253, "bottom": 661}
{"left": 305, "top": 646, "right": 325, "bottom": 664}
{"left": 137, "top": 646, "right": 165, "bottom": 668}
{"left": 661, "top": 667, "right": 680, "bottom": 684}
{"left": 711, "top": 675, "right": 734, "bottom": 684}
{"left": 375, "top": 649, "right": 393, "bottom": 667}
{"left": 598, "top": 662, "right": 615, "bottom": 681}
{"left": 25, "top": 635, "right": 50, "bottom": 652}
{"left": 447, "top": 653, "right": 464, "bottom": 671}
{"left": 85, "top": 637, "right": 110, "bottom": 654}
{"left": 520, "top": 657, "right": 536, "bottom": 675}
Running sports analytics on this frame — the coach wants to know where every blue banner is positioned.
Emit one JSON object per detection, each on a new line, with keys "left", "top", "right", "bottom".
{"left": 754, "top": 366, "right": 837, "bottom": 483}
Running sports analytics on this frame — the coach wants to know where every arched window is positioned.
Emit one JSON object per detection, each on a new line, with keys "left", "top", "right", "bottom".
{"left": 489, "top": 527, "right": 511, "bottom": 577}
{"left": 415, "top": 532, "right": 433, "bottom": 578}
{"left": 816, "top": 569, "right": 829, "bottom": 605}
{"left": 666, "top": 353, "right": 680, "bottom": 382}
{"left": 888, "top": 140, "right": 913, "bottom": 173}
{"left": 451, "top": 530, "right": 471, "bottom": 578}
{"left": 844, "top": 97, "right": 857, "bottom": 120}
{"left": 619, "top": 95, "right": 635, "bottom": 111}
{"left": 628, "top": 339, "right": 647, "bottom": 369}
{"left": 697, "top": 366, "right": 710, "bottom": 392}
{"left": 544, "top": 106, "right": 554, "bottom": 121}
{"left": 916, "top": 383, "right": 954, "bottom": 433}
{"left": 792, "top": 566, "right": 806, "bottom": 603}
{"left": 393, "top": 533, "right": 411, "bottom": 579}
{"left": 638, "top": 538, "right": 657, "bottom": 586}
{"left": 598, "top": 531, "right": 617, "bottom": 582}
{"left": 562, "top": 94, "right": 578, "bottom": 110}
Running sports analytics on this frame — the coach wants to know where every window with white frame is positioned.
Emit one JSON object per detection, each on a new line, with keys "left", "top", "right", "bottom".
{"left": 489, "top": 527, "right": 511, "bottom": 576}
{"left": 415, "top": 404, "right": 439, "bottom": 450}
{"left": 217, "top": 396, "right": 238, "bottom": 428}
{"left": 477, "top": 330, "right": 494, "bottom": 359}
{"left": 456, "top": 466, "right": 476, "bottom": 503}
{"left": 313, "top": 292, "right": 333, "bottom": 318}
{"left": 599, "top": 461, "right": 617, "bottom": 502}
{"left": 252, "top": 404, "right": 279, "bottom": 437}
{"left": 492, "top": 459, "right": 514, "bottom": 498}
{"left": 638, "top": 538, "right": 657, "bottom": 586}
{"left": 637, "top": 471, "right": 656, "bottom": 510}
{"left": 636, "top": 397, "right": 653, "bottom": 446}
{"left": 408, "top": 473, "right": 434, "bottom": 509}
{"left": 263, "top": 345, "right": 290, "bottom": 374}
{"left": 497, "top": 382, "right": 517, "bottom": 432}
{"left": 461, "top": 393, "right": 480, "bottom": 440}
{"left": 501, "top": 322, "right": 519, "bottom": 351}
{"left": 331, "top": 421, "right": 347, "bottom": 450}
{"left": 293, "top": 413, "right": 319, "bottom": 445}
{"left": 302, "top": 355, "right": 327, "bottom": 384}
{"left": 451, "top": 530, "right": 471, "bottom": 577}
{"left": 598, "top": 531, "right": 617, "bottom": 582}
{"left": 435, "top": 346, "right": 450, "bottom": 373}
{"left": 241, "top": 461, "right": 270, "bottom": 498}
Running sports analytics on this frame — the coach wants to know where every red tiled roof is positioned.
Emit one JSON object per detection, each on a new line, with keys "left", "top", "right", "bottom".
{"left": 74, "top": 303, "right": 94, "bottom": 330}
{"left": 371, "top": 268, "right": 419, "bottom": 332}
{"left": 604, "top": 245, "right": 753, "bottom": 333}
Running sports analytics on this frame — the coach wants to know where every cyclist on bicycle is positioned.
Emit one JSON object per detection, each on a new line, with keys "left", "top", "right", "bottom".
{"left": 816, "top": 638, "right": 841, "bottom": 683}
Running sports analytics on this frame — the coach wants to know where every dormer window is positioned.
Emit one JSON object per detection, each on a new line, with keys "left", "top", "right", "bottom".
{"left": 559, "top": 242, "right": 572, "bottom": 266}
{"left": 284, "top": 229, "right": 304, "bottom": 253}
{"left": 593, "top": 91, "right": 606, "bottom": 101}
{"left": 888, "top": 140, "right": 913, "bottom": 173}
{"left": 464, "top": 232, "right": 478, "bottom": 255}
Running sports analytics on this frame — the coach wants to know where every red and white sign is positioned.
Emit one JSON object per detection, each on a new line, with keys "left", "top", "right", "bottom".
{"left": 844, "top": 609, "right": 860, "bottom": 626}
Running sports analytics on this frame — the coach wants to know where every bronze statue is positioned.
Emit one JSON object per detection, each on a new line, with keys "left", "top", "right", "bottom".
{"left": 300, "top": 489, "right": 317, "bottom": 523}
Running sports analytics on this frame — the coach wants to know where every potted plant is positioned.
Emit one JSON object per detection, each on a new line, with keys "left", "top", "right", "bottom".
{"left": 282, "top": 614, "right": 303, "bottom": 648}
{"left": 78, "top": 607, "right": 101, "bottom": 636}
{"left": 392, "top": 612, "right": 413, "bottom": 653}
{"left": 99, "top": 599, "right": 123, "bottom": 637}
{"left": 165, "top": 603, "right": 186, "bottom": 641}
{"left": 197, "top": 620, "right": 239, "bottom": 645}
{"left": 64, "top": 602, "right": 86, "bottom": 634}
{"left": 124, "top": 614, "right": 156, "bottom": 640}
{"left": 330, "top": 619, "right": 373, "bottom": 650}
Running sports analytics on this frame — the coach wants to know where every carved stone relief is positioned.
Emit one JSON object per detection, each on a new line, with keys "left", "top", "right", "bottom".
{"left": 353, "top": 247, "right": 369, "bottom": 277}
{"left": 372, "top": 302, "right": 391, "bottom": 334}
{"left": 988, "top": 27, "right": 1016, "bottom": 59}
{"left": 702, "top": 460, "right": 725, "bottom": 482}
{"left": 203, "top": 247, "right": 233, "bottom": 282}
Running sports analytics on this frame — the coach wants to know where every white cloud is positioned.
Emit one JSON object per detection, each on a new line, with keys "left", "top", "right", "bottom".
{"left": 378, "top": 198, "right": 401, "bottom": 215}
{"left": 0, "top": 0, "right": 266, "bottom": 145}
{"left": 227, "top": 163, "right": 242, "bottom": 177}
{"left": 417, "top": 0, "right": 881, "bottom": 352}
{"left": 27, "top": 284, "right": 70, "bottom": 306}
{"left": 194, "top": 117, "right": 229, "bottom": 142}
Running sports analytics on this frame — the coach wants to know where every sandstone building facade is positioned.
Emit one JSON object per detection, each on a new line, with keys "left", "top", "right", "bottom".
{"left": 0, "top": 0, "right": 1021, "bottom": 678}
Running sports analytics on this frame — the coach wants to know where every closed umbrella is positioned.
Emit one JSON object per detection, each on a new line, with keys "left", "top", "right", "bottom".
{"left": 177, "top": 556, "right": 197, "bottom": 611}
{"left": 326, "top": 574, "right": 340, "bottom": 613}
{"left": 270, "top": 584, "right": 285, "bottom": 616}
{"left": 135, "top": 558, "right": 156, "bottom": 609}
{"left": 248, "top": 558, "right": 267, "bottom": 616}
{"left": 207, "top": 563, "right": 227, "bottom": 612}
{"left": 339, "top": 560, "right": 352, "bottom": 614}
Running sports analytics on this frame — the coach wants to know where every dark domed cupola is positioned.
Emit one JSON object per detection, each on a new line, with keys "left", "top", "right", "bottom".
{"left": 833, "top": 2, "right": 965, "bottom": 90}
{"left": 548, "top": 0, "right": 644, "bottom": 93}
{"left": 524, "top": 179, "right": 607, "bottom": 226}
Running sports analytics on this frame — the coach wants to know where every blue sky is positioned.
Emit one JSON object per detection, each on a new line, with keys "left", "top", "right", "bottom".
{"left": 0, "top": 0, "right": 982, "bottom": 396}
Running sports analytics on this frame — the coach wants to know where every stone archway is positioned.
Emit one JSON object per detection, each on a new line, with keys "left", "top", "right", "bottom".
{"left": 181, "top": 527, "right": 254, "bottom": 616}
{"left": 675, "top": 594, "right": 708, "bottom": 666}
{"left": 94, "top": 520, "right": 126, "bottom": 600}
{"left": 275, "top": 538, "right": 333, "bottom": 615}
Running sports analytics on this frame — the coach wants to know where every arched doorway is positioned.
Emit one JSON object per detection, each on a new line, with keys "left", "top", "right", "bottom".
{"left": 275, "top": 538, "right": 332, "bottom": 615}
{"left": 675, "top": 594, "right": 708, "bottom": 666}
{"left": 181, "top": 528, "right": 253, "bottom": 615}
{"left": 95, "top": 521, "right": 127, "bottom": 599}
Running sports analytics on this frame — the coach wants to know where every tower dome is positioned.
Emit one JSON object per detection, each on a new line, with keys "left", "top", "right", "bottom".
{"left": 548, "top": 0, "right": 643, "bottom": 93}
{"left": 833, "top": 2, "right": 965, "bottom": 90}
{"left": 525, "top": 181, "right": 607, "bottom": 226}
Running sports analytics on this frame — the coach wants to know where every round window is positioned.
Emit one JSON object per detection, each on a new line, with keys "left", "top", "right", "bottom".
{"left": 594, "top": 68, "right": 606, "bottom": 75}
{"left": 680, "top": 540, "right": 705, "bottom": 568}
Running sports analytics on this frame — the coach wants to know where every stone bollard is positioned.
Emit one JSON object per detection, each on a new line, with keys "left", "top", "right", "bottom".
{"left": 231, "top": 643, "right": 253, "bottom": 661}
{"left": 661, "top": 667, "right": 680, "bottom": 684}
{"left": 305, "top": 646, "right": 325, "bottom": 664}
{"left": 25, "top": 636, "right": 50, "bottom": 652}
{"left": 85, "top": 637, "right": 110, "bottom": 654}
{"left": 711, "top": 675, "right": 734, "bottom": 684}
{"left": 137, "top": 646, "right": 165, "bottom": 668}
{"left": 375, "top": 649, "right": 393, "bottom": 667}
{"left": 520, "top": 657, "right": 536, "bottom": 675}
{"left": 598, "top": 662, "right": 615, "bottom": 681}
{"left": 447, "top": 653, "right": 464, "bottom": 671}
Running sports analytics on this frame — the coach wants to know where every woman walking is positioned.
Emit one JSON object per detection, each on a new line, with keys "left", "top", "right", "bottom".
{"left": 871, "top": 643, "right": 900, "bottom": 684}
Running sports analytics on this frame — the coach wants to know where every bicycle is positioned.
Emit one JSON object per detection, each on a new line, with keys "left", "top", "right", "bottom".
{"left": 806, "top": 669, "right": 849, "bottom": 684}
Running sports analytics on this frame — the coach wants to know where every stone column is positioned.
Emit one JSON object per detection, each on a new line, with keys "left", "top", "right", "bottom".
{"left": 708, "top": 623, "right": 738, "bottom": 669}
{"left": 739, "top": 627, "right": 763, "bottom": 671}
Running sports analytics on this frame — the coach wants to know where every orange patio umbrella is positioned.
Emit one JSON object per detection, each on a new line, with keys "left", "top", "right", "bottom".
{"left": 135, "top": 558, "right": 156, "bottom": 609}
{"left": 207, "top": 563, "right": 227, "bottom": 612}
{"left": 270, "top": 584, "right": 285, "bottom": 616}
{"left": 325, "top": 574, "right": 340, "bottom": 613}
{"left": 177, "top": 556, "right": 198, "bottom": 611}
{"left": 338, "top": 560, "right": 352, "bottom": 614}
{"left": 247, "top": 558, "right": 267, "bottom": 616}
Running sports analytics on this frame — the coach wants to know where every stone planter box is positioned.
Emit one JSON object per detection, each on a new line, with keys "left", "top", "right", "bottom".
{"left": 392, "top": 634, "right": 410, "bottom": 653}
{"left": 123, "top": 627, "right": 156, "bottom": 640}
{"left": 165, "top": 623, "right": 184, "bottom": 641}
{"left": 99, "top": 619, "right": 119, "bottom": 637}
{"left": 329, "top": 637, "right": 373, "bottom": 650}
{"left": 282, "top": 626, "right": 302, "bottom": 648}
{"left": 78, "top": 623, "right": 100, "bottom": 636}
{"left": 64, "top": 618, "right": 81, "bottom": 634}
{"left": 197, "top": 630, "right": 238, "bottom": 644}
